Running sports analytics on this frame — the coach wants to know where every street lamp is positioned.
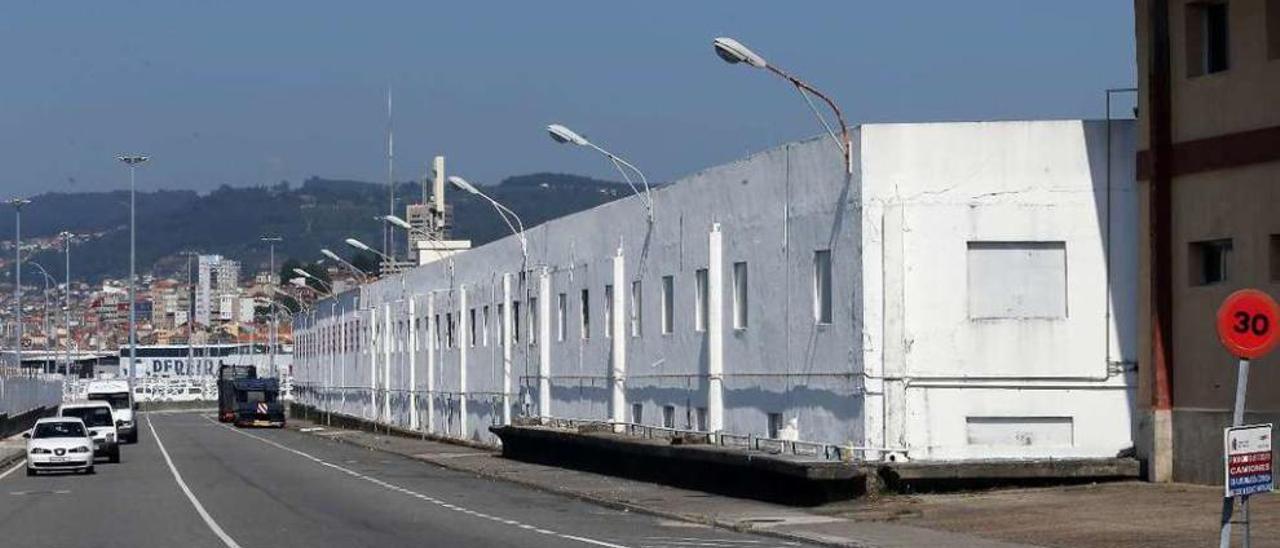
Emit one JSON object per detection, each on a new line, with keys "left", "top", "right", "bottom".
{"left": 60, "top": 232, "right": 73, "bottom": 374}
{"left": 292, "top": 267, "right": 334, "bottom": 294}
{"left": 116, "top": 154, "right": 149, "bottom": 379}
{"left": 321, "top": 248, "right": 370, "bottom": 283}
{"left": 345, "top": 238, "right": 394, "bottom": 264}
{"left": 712, "top": 37, "right": 853, "bottom": 174}
{"left": 261, "top": 236, "right": 283, "bottom": 378}
{"left": 446, "top": 176, "right": 526, "bottom": 261}
{"left": 27, "top": 261, "right": 55, "bottom": 374}
{"left": 546, "top": 124, "right": 653, "bottom": 221}
{"left": 7, "top": 198, "right": 31, "bottom": 370}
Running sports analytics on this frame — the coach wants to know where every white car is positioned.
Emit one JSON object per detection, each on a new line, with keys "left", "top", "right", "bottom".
{"left": 58, "top": 401, "right": 121, "bottom": 463}
{"left": 25, "top": 417, "right": 95, "bottom": 476}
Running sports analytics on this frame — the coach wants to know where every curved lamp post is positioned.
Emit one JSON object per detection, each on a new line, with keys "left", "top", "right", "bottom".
{"left": 446, "top": 176, "right": 526, "bottom": 261}
{"left": 546, "top": 124, "right": 654, "bottom": 221}
{"left": 321, "top": 248, "right": 370, "bottom": 283}
{"left": 712, "top": 37, "right": 852, "bottom": 174}
{"left": 292, "top": 267, "right": 334, "bottom": 294}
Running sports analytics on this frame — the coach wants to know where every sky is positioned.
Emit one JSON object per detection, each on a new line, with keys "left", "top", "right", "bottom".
{"left": 0, "top": 1, "right": 1137, "bottom": 197}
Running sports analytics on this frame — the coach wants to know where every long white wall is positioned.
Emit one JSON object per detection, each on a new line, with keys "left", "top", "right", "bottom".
{"left": 294, "top": 119, "right": 1138, "bottom": 462}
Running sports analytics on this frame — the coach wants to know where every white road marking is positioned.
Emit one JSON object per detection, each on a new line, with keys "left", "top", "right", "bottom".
{"left": 206, "top": 416, "right": 632, "bottom": 548}
{"left": 148, "top": 414, "right": 243, "bottom": 548}
{"left": 0, "top": 460, "right": 26, "bottom": 482}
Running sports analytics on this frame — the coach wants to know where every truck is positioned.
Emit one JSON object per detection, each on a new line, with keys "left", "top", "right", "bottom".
{"left": 231, "top": 377, "right": 285, "bottom": 428}
{"left": 217, "top": 364, "right": 257, "bottom": 422}
{"left": 84, "top": 379, "right": 138, "bottom": 444}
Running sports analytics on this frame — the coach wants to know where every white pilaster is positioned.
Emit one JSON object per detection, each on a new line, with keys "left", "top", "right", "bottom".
{"left": 707, "top": 223, "right": 725, "bottom": 433}
{"left": 538, "top": 268, "right": 552, "bottom": 421}
{"left": 610, "top": 248, "right": 627, "bottom": 428}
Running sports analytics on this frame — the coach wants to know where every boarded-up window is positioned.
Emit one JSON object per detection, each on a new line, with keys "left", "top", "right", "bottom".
{"left": 967, "top": 242, "right": 1067, "bottom": 319}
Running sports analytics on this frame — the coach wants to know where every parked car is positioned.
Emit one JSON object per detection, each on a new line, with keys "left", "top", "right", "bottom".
{"left": 57, "top": 401, "right": 121, "bottom": 463}
{"left": 85, "top": 379, "right": 139, "bottom": 444}
{"left": 24, "top": 417, "right": 95, "bottom": 476}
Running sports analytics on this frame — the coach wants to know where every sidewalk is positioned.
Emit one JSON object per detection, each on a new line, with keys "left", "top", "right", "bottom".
{"left": 288, "top": 418, "right": 1029, "bottom": 548}
{"left": 0, "top": 436, "right": 25, "bottom": 471}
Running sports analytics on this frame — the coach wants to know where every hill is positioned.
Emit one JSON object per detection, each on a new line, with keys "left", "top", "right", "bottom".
{"left": 5, "top": 173, "right": 628, "bottom": 282}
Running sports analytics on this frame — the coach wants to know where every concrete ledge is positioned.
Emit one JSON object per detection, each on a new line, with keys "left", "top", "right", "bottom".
{"left": 491, "top": 424, "right": 869, "bottom": 505}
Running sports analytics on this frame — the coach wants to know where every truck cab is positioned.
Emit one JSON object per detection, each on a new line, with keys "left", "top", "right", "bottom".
{"left": 232, "top": 378, "right": 285, "bottom": 428}
{"left": 84, "top": 379, "right": 138, "bottom": 444}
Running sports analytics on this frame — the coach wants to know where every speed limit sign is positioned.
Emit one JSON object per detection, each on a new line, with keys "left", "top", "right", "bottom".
{"left": 1216, "top": 289, "right": 1280, "bottom": 359}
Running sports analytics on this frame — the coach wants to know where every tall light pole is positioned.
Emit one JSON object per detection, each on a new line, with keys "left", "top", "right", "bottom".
{"left": 28, "top": 262, "right": 55, "bottom": 374}
{"left": 117, "top": 154, "right": 149, "bottom": 378}
{"left": 345, "top": 238, "right": 394, "bottom": 265}
{"left": 180, "top": 250, "right": 198, "bottom": 377}
{"left": 546, "top": 124, "right": 654, "bottom": 221}
{"left": 8, "top": 199, "right": 31, "bottom": 371}
{"left": 447, "top": 176, "right": 529, "bottom": 422}
{"left": 261, "top": 235, "right": 283, "bottom": 377}
{"left": 712, "top": 37, "right": 853, "bottom": 174}
{"left": 60, "top": 232, "right": 72, "bottom": 375}
{"left": 321, "top": 248, "right": 369, "bottom": 284}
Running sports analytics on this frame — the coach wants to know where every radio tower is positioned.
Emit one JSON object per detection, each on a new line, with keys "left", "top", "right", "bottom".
{"left": 385, "top": 87, "right": 395, "bottom": 263}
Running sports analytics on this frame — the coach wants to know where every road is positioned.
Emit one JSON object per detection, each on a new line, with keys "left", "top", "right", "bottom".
{"left": 0, "top": 411, "right": 807, "bottom": 548}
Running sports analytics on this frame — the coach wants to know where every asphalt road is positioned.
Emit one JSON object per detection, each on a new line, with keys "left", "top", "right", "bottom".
{"left": 0, "top": 411, "right": 808, "bottom": 548}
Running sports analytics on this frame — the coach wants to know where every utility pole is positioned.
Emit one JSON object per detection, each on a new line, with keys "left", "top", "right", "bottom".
{"left": 8, "top": 199, "right": 31, "bottom": 372}
{"left": 260, "top": 236, "right": 282, "bottom": 377}
{"left": 61, "top": 231, "right": 72, "bottom": 375}
{"left": 181, "top": 251, "right": 197, "bottom": 377}
{"left": 117, "top": 155, "right": 149, "bottom": 379}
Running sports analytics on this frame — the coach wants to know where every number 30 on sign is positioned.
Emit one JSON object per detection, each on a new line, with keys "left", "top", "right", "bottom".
{"left": 1217, "top": 289, "right": 1280, "bottom": 360}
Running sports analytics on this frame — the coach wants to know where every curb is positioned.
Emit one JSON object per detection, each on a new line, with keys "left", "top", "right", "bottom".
{"left": 289, "top": 421, "right": 871, "bottom": 548}
{"left": 0, "top": 448, "right": 26, "bottom": 474}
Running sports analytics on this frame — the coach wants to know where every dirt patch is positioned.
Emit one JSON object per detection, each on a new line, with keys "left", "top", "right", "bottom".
{"left": 819, "top": 481, "right": 1278, "bottom": 548}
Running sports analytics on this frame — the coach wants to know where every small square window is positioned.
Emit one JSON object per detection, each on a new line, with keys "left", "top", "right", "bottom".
{"left": 814, "top": 250, "right": 833, "bottom": 324}
{"left": 1190, "top": 239, "right": 1232, "bottom": 286}
{"left": 662, "top": 405, "right": 676, "bottom": 429}
{"left": 695, "top": 269, "right": 709, "bottom": 332}
{"left": 557, "top": 293, "right": 567, "bottom": 342}
{"left": 1188, "top": 2, "right": 1230, "bottom": 76}
{"left": 1269, "top": 0, "right": 1280, "bottom": 59}
{"left": 1270, "top": 235, "right": 1280, "bottom": 282}
{"left": 580, "top": 289, "right": 590, "bottom": 340}
{"left": 604, "top": 284, "right": 613, "bottom": 339}
{"left": 661, "top": 276, "right": 674, "bottom": 334}
{"left": 733, "top": 262, "right": 748, "bottom": 330}
{"left": 767, "top": 413, "right": 784, "bottom": 439}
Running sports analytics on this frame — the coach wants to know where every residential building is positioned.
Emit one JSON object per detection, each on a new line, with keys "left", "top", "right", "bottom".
{"left": 1135, "top": 0, "right": 1280, "bottom": 483}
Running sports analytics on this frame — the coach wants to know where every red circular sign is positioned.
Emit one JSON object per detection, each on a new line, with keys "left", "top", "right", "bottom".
{"left": 1216, "top": 289, "right": 1280, "bottom": 359}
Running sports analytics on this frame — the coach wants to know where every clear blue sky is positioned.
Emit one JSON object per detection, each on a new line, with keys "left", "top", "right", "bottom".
{"left": 0, "top": 1, "right": 1136, "bottom": 196}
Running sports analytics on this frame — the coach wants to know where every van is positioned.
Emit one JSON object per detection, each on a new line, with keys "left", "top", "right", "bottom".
{"left": 85, "top": 379, "right": 139, "bottom": 444}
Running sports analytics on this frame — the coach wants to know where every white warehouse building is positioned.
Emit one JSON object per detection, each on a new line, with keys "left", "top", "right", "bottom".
{"left": 294, "top": 119, "right": 1138, "bottom": 463}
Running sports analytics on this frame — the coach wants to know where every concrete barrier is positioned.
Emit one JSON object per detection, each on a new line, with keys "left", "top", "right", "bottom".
{"left": 0, "top": 406, "right": 57, "bottom": 440}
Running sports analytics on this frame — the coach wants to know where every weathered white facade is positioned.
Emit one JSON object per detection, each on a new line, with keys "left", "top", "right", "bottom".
{"left": 294, "top": 119, "right": 1137, "bottom": 462}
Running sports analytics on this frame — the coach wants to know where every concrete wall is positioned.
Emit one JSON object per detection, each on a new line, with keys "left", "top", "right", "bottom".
{"left": 294, "top": 120, "right": 1138, "bottom": 462}
{"left": 859, "top": 120, "right": 1138, "bottom": 460}
{"left": 0, "top": 376, "right": 62, "bottom": 416}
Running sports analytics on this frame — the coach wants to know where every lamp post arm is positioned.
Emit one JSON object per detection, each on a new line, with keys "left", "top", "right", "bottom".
{"left": 764, "top": 64, "right": 852, "bottom": 174}
{"left": 586, "top": 143, "right": 653, "bottom": 220}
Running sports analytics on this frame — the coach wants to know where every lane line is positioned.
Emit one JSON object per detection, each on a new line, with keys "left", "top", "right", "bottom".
{"left": 205, "top": 416, "right": 631, "bottom": 548}
{"left": 147, "top": 414, "right": 243, "bottom": 548}
{"left": 0, "top": 460, "right": 26, "bottom": 481}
